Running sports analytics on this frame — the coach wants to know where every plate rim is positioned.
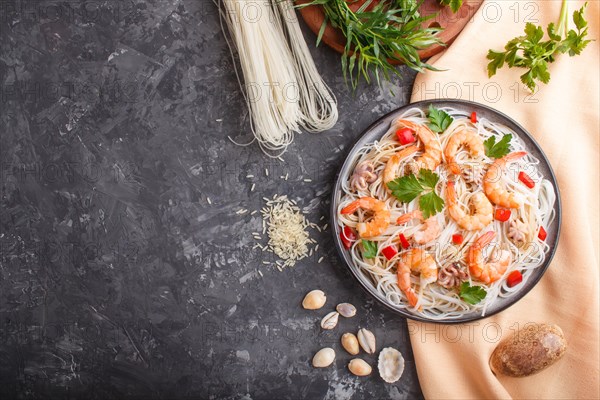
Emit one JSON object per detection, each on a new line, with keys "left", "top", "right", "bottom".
{"left": 329, "top": 99, "right": 563, "bottom": 324}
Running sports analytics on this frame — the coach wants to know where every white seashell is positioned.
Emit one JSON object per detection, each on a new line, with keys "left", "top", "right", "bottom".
{"left": 320, "top": 311, "right": 339, "bottom": 330}
{"left": 341, "top": 333, "right": 360, "bottom": 355}
{"left": 348, "top": 358, "right": 372, "bottom": 376}
{"left": 312, "top": 347, "right": 335, "bottom": 368}
{"left": 357, "top": 328, "right": 376, "bottom": 354}
{"left": 378, "top": 347, "right": 405, "bottom": 383}
{"left": 336, "top": 303, "right": 357, "bottom": 318}
{"left": 302, "top": 290, "right": 326, "bottom": 310}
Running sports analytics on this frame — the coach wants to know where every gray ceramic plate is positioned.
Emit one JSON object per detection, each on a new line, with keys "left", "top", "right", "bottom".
{"left": 330, "top": 99, "right": 562, "bottom": 324}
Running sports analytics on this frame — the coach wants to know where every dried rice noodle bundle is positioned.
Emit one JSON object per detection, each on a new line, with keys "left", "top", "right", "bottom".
{"left": 218, "top": 0, "right": 338, "bottom": 157}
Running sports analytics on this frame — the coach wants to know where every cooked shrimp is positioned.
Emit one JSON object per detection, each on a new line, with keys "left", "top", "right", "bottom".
{"left": 394, "top": 120, "right": 442, "bottom": 171}
{"left": 467, "top": 231, "right": 512, "bottom": 284}
{"left": 382, "top": 145, "right": 419, "bottom": 186}
{"left": 396, "top": 249, "right": 438, "bottom": 307}
{"left": 340, "top": 197, "right": 390, "bottom": 238}
{"left": 396, "top": 210, "right": 441, "bottom": 244}
{"left": 483, "top": 151, "right": 527, "bottom": 208}
{"left": 446, "top": 181, "right": 493, "bottom": 231}
{"left": 444, "top": 129, "right": 485, "bottom": 175}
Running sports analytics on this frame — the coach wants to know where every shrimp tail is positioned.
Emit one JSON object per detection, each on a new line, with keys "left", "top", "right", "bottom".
{"left": 506, "top": 151, "right": 527, "bottom": 161}
{"left": 468, "top": 231, "right": 496, "bottom": 277}
{"left": 399, "top": 144, "right": 419, "bottom": 158}
{"left": 446, "top": 181, "right": 457, "bottom": 205}
{"left": 448, "top": 161, "right": 461, "bottom": 175}
{"left": 475, "top": 230, "right": 496, "bottom": 248}
{"left": 396, "top": 210, "right": 422, "bottom": 225}
{"left": 383, "top": 145, "right": 419, "bottom": 185}
{"left": 341, "top": 199, "right": 362, "bottom": 214}
{"left": 396, "top": 261, "right": 419, "bottom": 307}
{"left": 397, "top": 270, "right": 419, "bottom": 308}
{"left": 498, "top": 151, "right": 527, "bottom": 167}
{"left": 404, "top": 288, "right": 419, "bottom": 308}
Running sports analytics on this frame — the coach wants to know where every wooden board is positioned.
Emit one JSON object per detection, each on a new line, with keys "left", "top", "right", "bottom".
{"left": 298, "top": 0, "right": 484, "bottom": 62}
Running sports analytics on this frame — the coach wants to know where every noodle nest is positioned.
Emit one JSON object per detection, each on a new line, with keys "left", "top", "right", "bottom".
{"left": 335, "top": 105, "right": 558, "bottom": 321}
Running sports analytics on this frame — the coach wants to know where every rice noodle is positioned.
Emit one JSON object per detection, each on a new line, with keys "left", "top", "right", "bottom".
{"left": 218, "top": 0, "right": 338, "bottom": 157}
{"left": 336, "top": 107, "right": 556, "bottom": 320}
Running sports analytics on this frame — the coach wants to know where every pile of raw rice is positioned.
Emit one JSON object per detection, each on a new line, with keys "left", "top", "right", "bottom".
{"left": 253, "top": 194, "right": 324, "bottom": 270}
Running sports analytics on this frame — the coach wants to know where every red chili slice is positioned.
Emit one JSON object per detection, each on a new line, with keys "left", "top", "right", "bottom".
{"left": 399, "top": 233, "right": 410, "bottom": 249}
{"left": 507, "top": 270, "right": 523, "bottom": 288}
{"left": 340, "top": 226, "right": 357, "bottom": 249}
{"left": 518, "top": 171, "right": 535, "bottom": 189}
{"left": 452, "top": 234, "right": 463, "bottom": 245}
{"left": 382, "top": 245, "right": 398, "bottom": 260}
{"left": 538, "top": 226, "right": 547, "bottom": 241}
{"left": 470, "top": 111, "right": 477, "bottom": 123}
{"left": 495, "top": 208, "right": 511, "bottom": 222}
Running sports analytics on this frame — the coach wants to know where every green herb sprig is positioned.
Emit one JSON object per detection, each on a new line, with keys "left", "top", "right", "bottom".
{"left": 299, "top": 0, "right": 444, "bottom": 89}
{"left": 387, "top": 169, "right": 444, "bottom": 218}
{"left": 459, "top": 282, "right": 487, "bottom": 305}
{"left": 362, "top": 240, "right": 378, "bottom": 258}
{"left": 438, "top": 0, "right": 462, "bottom": 13}
{"left": 487, "top": 0, "right": 592, "bottom": 92}
{"left": 427, "top": 105, "right": 453, "bottom": 133}
{"left": 484, "top": 134, "right": 512, "bottom": 159}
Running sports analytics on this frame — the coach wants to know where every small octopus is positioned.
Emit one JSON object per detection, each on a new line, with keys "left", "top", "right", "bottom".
{"left": 349, "top": 161, "right": 377, "bottom": 192}
{"left": 507, "top": 219, "right": 529, "bottom": 245}
{"left": 437, "top": 263, "right": 468, "bottom": 289}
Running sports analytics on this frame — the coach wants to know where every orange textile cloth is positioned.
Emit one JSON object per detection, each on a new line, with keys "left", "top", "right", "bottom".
{"left": 409, "top": 0, "right": 600, "bottom": 398}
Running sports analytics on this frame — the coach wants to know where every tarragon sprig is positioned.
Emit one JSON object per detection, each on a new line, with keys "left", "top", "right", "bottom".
{"left": 298, "top": 0, "right": 444, "bottom": 89}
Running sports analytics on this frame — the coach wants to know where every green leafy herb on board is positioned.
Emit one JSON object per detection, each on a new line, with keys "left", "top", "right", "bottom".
{"left": 487, "top": 0, "right": 592, "bottom": 92}
{"left": 438, "top": 0, "right": 463, "bottom": 13}
{"left": 298, "top": 0, "right": 444, "bottom": 89}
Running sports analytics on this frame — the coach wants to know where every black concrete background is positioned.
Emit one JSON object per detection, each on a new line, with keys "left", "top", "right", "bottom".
{"left": 0, "top": 0, "right": 424, "bottom": 398}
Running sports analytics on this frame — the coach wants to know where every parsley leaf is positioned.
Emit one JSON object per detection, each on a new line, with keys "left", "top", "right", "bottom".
{"left": 362, "top": 240, "right": 378, "bottom": 259}
{"left": 387, "top": 174, "right": 422, "bottom": 203}
{"left": 486, "top": 50, "right": 506, "bottom": 77}
{"left": 427, "top": 105, "right": 454, "bottom": 133}
{"left": 487, "top": 1, "right": 592, "bottom": 92}
{"left": 484, "top": 134, "right": 512, "bottom": 159}
{"left": 387, "top": 169, "right": 444, "bottom": 218}
{"left": 438, "top": 0, "right": 463, "bottom": 13}
{"left": 417, "top": 169, "right": 439, "bottom": 188}
{"left": 459, "top": 282, "right": 487, "bottom": 305}
{"left": 419, "top": 191, "right": 445, "bottom": 219}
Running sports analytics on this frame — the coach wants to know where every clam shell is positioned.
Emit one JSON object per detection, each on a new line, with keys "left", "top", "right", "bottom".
{"left": 357, "top": 328, "right": 376, "bottom": 354}
{"left": 302, "top": 290, "right": 326, "bottom": 310}
{"left": 341, "top": 333, "right": 360, "bottom": 355}
{"left": 378, "top": 347, "right": 405, "bottom": 383}
{"left": 348, "top": 358, "right": 372, "bottom": 376}
{"left": 489, "top": 323, "right": 567, "bottom": 377}
{"left": 336, "top": 303, "right": 357, "bottom": 318}
{"left": 312, "top": 347, "right": 335, "bottom": 368}
{"left": 320, "top": 311, "right": 339, "bottom": 330}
